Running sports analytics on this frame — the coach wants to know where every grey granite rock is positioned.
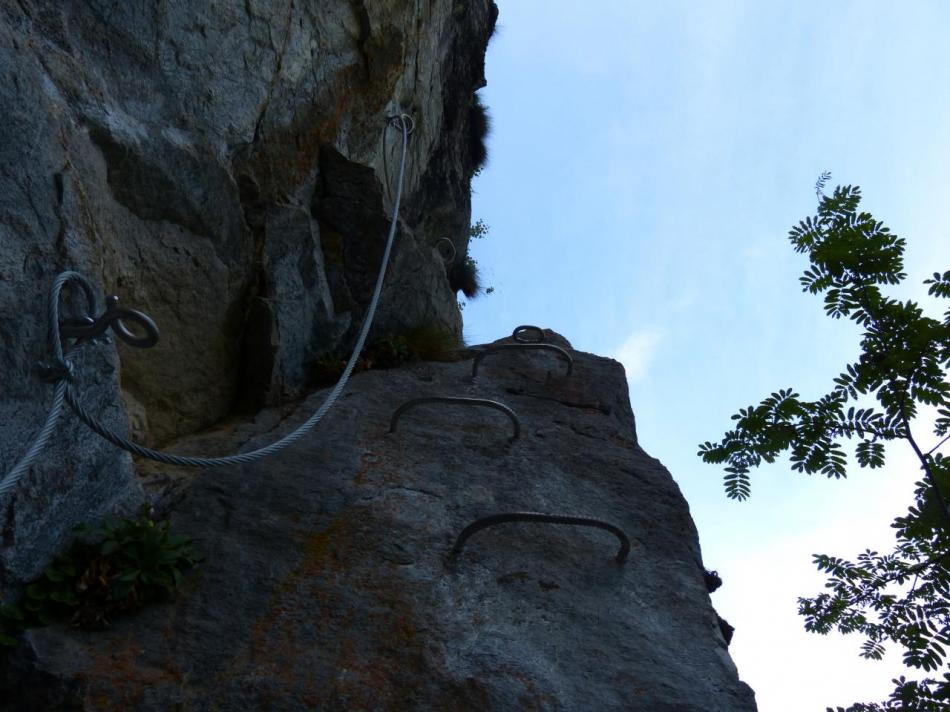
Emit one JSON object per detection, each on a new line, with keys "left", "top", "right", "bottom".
{"left": 0, "top": 0, "right": 496, "bottom": 595}
{"left": 0, "top": 335, "right": 757, "bottom": 710}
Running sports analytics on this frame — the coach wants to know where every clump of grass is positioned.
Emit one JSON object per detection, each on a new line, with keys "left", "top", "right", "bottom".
{"left": 402, "top": 323, "right": 464, "bottom": 362}
{"left": 311, "top": 323, "right": 464, "bottom": 386}
{"left": 450, "top": 256, "right": 481, "bottom": 298}
{"left": 312, "top": 352, "right": 351, "bottom": 386}
{"left": 469, "top": 93, "right": 491, "bottom": 172}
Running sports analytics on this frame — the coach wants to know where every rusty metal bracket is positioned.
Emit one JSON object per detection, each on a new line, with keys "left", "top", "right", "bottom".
{"left": 388, "top": 396, "right": 520, "bottom": 442}
{"left": 471, "top": 343, "right": 573, "bottom": 378}
{"left": 449, "top": 512, "right": 630, "bottom": 564}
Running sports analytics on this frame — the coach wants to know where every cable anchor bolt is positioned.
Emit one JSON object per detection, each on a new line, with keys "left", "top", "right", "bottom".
{"left": 59, "top": 294, "right": 160, "bottom": 348}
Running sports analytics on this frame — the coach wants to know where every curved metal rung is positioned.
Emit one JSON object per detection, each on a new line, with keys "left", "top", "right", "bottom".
{"left": 512, "top": 325, "right": 545, "bottom": 343}
{"left": 435, "top": 237, "right": 456, "bottom": 265}
{"left": 60, "top": 294, "right": 159, "bottom": 348}
{"left": 472, "top": 343, "right": 573, "bottom": 378}
{"left": 388, "top": 396, "right": 520, "bottom": 442}
{"left": 449, "top": 512, "right": 630, "bottom": 564}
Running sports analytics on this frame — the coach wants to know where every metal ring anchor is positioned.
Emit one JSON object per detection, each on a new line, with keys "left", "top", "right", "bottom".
{"left": 387, "top": 113, "right": 415, "bottom": 135}
{"left": 449, "top": 512, "right": 630, "bottom": 564}
{"left": 435, "top": 237, "right": 456, "bottom": 265}
{"left": 472, "top": 343, "right": 573, "bottom": 379}
{"left": 512, "top": 325, "right": 545, "bottom": 343}
{"left": 60, "top": 294, "right": 159, "bottom": 348}
{"left": 388, "top": 396, "right": 520, "bottom": 442}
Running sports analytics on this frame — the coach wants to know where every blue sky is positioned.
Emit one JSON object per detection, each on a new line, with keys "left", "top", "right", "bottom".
{"left": 463, "top": 2, "right": 950, "bottom": 709}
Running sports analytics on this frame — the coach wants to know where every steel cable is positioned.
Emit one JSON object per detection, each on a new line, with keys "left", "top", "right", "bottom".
{"left": 2, "top": 114, "right": 412, "bottom": 477}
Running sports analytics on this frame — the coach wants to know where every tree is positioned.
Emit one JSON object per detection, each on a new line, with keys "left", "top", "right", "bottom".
{"left": 698, "top": 179, "right": 950, "bottom": 711}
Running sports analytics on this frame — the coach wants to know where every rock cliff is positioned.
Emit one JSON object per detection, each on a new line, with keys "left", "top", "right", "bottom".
{"left": 2, "top": 332, "right": 756, "bottom": 710}
{"left": 0, "top": 2, "right": 757, "bottom": 709}
{"left": 1, "top": 0, "right": 493, "bottom": 591}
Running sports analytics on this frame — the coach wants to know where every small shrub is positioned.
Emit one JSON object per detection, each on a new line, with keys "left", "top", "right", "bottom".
{"left": 469, "top": 93, "right": 491, "bottom": 172}
{"left": 363, "top": 333, "right": 411, "bottom": 370}
{"left": 311, "top": 323, "right": 463, "bottom": 385}
{"left": 450, "top": 256, "right": 481, "bottom": 298}
{"left": 312, "top": 352, "right": 350, "bottom": 386}
{"left": 469, "top": 219, "right": 489, "bottom": 240}
{"left": 0, "top": 505, "right": 200, "bottom": 645}
{"left": 403, "top": 323, "right": 464, "bottom": 362}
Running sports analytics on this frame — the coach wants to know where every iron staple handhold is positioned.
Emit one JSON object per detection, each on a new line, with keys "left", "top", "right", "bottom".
{"left": 388, "top": 396, "right": 520, "bottom": 442}
{"left": 512, "top": 325, "right": 545, "bottom": 343}
{"left": 471, "top": 343, "right": 574, "bottom": 379}
{"left": 449, "top": 512, "right": 630, "bottom": 564}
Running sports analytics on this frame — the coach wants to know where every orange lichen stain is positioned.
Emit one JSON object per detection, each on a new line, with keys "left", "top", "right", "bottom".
{"left": 325, "top": 586, "right": 428, "bottom": 709}
{"left": 210, "top": 514, "right": 356, "bottom": 697}
{"left": 215, "top": 509, "right": 442, "bottom": 710}
{"left": 353, "top": 450, "right": 403, "bottom": 488}
{"left": 78, "top": 635, "right": 180, "bottom": 711}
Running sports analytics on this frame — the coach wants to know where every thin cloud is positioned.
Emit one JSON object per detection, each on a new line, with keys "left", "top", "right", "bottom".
{"left": 612, "top": 329, "right": 664, "bottom": 382}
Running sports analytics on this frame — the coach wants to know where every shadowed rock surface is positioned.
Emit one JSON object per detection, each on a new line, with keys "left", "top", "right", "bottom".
{"left": 0, "top": 0, "right": 495, "bottom": 593}
{"left": 0, "top": 334, "right": 757, "bottom": 710}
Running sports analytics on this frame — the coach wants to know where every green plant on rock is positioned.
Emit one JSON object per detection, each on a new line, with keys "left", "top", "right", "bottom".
{"left": 450, "top": 256, "right": 482, "bottom": 299}
{"left": 311, "top": 322, "right": 465, "bottom": 387}
{"left": 468, "top": 93, "right": 491, "bottom": 173}
{"left": 402, "top": 322, "right": 465, "bottom": 362}
{"left": 363, "top": 332, "right": 412, "bottom": 370}
{"left": 469, "top": 219, "right": 489, "bottom": 240}
{"left": 0, "top": 505, "right": 200, "bottom": 646}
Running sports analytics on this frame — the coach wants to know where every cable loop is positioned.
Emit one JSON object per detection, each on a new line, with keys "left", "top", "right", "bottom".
{"left": 449, "top": 512, "right": 630, "bottom": 565}
{"left": 388, "top": 113, "right": 415, "bottom": 135}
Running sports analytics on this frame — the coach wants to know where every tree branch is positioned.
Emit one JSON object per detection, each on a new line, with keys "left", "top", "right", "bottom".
{"left": 899, "top": 401, "right": 950, "bottom": 526}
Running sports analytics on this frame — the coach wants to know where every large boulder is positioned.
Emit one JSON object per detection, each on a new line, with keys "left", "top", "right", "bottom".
{"left": 0, "top": 333, "right": 756, "bottom": 710}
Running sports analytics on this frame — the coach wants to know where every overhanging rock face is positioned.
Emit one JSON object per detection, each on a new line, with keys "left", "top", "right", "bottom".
{"left": 1, "top": 334, "right": 757, "bottom": 710}
{"left": 0, "top": 0, "right": 495, "bottom": 594}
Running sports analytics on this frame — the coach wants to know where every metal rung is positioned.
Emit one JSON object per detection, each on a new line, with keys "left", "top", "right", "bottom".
{"left": 472, "top": 343, "right": 573, "bottom": 378}
{"left": 449, "top": 512, "right": 630, "bottom": 564}
{"left": 512, "top": 325, "right": 545, "bottom": 343}
{"left": 388, "top": 396, "right": 520, "bottom": 442}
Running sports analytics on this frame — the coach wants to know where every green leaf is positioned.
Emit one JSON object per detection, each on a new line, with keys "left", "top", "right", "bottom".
{"left": 119, "top": 569, "right": 141, "bottom": 582}
{"left": 0, "top": 604, "right": 24, "bottom": 620}
{"left": 49, "top": 590, "right": 78, "bottom": 606}
{"left": 111, "top": 580, "right": 134, "bottom": 600}
{"left": 26, "top": 583, "right": 47, "bottom": 601}
{"left": 100, "top": 540, "right": 119, "bottom": 556}
{"left": 43, "top": 567, "right": 65, "bottom": 582}
{"left": 0, "top": 634, "right": 19, "bottom": 647}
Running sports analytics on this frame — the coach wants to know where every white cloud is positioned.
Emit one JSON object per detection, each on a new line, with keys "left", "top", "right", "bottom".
{"left": 612, "top": 329, "right": 664, "bottom": 382}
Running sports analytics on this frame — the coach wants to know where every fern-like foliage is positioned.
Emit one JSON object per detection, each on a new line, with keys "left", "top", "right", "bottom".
{"left": 699, "top": 179, "right": 950, "bottom": 709}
